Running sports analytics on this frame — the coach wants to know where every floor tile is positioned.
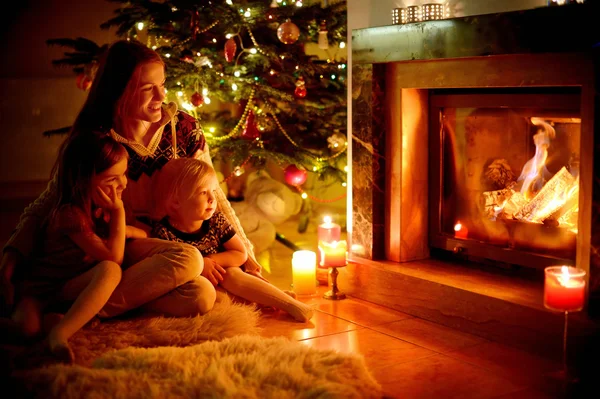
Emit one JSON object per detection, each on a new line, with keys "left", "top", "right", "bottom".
{"left": 447, "top": 341, "right": 562, "bottom": 390}
{"left": 304, "top": 294, "right": 413, "bottom": 328}
{"left": 300, "top": 328, "right": 435, "bottom": 370}
{"left": 370, "top": 317, "right": 487, "bottom": 354}
{"left": 373, "top": 353, "right": 525, "bottom": 399}
{"left": 257, "top": 308, "right": 362, "bottom": 340}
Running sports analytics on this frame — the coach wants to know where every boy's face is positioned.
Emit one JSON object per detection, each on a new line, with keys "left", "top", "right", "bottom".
{"left": 172, "top": 174, "right": 219, "bottom": 222}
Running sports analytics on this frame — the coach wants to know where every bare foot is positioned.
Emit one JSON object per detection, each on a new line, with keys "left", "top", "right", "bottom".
{"left": 49, "top": 341, "right": 74, "bottom": 365}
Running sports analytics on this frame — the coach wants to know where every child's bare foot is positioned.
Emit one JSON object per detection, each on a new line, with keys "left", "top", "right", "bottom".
{"left": 49, "top": 341, "right": 74, "bottom": 364}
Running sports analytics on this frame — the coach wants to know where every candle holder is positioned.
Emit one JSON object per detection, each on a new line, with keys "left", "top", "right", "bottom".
{"left": 323, "top": 263, "right": 347, "bottom": 300}
{"left": 543, "top": 266, "right": 586, "bottom": 383}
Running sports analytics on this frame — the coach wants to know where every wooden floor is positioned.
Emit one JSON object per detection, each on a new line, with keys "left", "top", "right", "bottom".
{"left": 255, "top": 216, "right": 584, "bottom": 399}
{"left": 0, "top": 201, "right": 584, "bottom": 398}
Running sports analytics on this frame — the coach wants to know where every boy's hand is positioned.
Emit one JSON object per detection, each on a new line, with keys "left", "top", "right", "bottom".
{"left": 201, "top": 258, "right": 226, "bottom": 286}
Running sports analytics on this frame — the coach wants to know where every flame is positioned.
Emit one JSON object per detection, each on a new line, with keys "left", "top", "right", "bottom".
{"left": 454, "top": 222, "right": 462, "bottom": 232}
{"left": 517, "top": 118, "right": 555, "bottom": 199}
{"left": 323, "top": 215, "right": 332, "bottom": 224}
{"left": 559, "top": 265, "right": 571, "bottom": 286}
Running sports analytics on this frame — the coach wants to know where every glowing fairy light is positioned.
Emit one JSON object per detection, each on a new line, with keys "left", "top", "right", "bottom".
{"left": 177, "top": 91, "right": 183, "bottom": 97}
{"left": 212, "top": 38, "right": 217, "bottom": 43}
{"left": 202, "top": 88, "right": 209, "bottom": 96}
{"left": 234, "top": 71, "right": 241, "bottom": 77}
{"left": 204, "top": 97, "right": 211, "bottom": 105}
{"left": 226, "top": 0, "right": 233, "bottom": 5}
{"left": 226, "top": 33, "right": 233, "bottom": 39}
{"left": 339, "top": 42, "right": 346, "bottom": 48}
{"left": 181, "top": 102, "right": 193, "bottom": 111}
{"left": 301, "top": 193, "right": 308, "bottom": 199}
{"left": 137, "top": 22, "right": 144, "bottom": 31}
{"left": 244, "top": 9, "right": 251, "bottom": 17}
{"left": 232, "top": 83, "right": 238, "bottom": 91}
{"left": 165, "top": 53, "right": 171, "bottom": 58}
{"left": 209, "top": 127, "right": 216, "bottom": 133}
{"left": 250, "top": 48, "right": 257, "bottom": 54}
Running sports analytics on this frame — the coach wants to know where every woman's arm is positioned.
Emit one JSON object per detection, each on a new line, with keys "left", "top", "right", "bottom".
{"left": 205, "top": 233, "right": 248, "bottom": 268}
{"left": 3, "top": 176, "right": 58, "bottom": 257}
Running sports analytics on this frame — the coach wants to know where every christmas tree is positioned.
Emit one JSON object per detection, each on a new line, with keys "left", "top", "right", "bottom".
{"left": 45, "top": 0, "right": 348, "bottom": 212}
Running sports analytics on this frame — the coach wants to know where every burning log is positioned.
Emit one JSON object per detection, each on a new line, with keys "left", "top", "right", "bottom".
{"left": 514, "top": 167, "right": 576, "bottom": 223}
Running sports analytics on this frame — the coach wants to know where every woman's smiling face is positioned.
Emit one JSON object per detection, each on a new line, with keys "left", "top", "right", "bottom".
{"left": 122, "top": 61, "right": 166, "bottom": 123}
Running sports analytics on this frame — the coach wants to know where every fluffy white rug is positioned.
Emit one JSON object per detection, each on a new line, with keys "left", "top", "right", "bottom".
{"left": 18, "top": 335, "right": 383, "bottom": 398}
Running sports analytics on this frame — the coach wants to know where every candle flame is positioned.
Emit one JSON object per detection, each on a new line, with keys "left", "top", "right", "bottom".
{"left": 323, "top": 215, "right": 332, "bottom": 224}
{"left": 454, "top": 222, "right": 462, "bottom": 232}
{"left": 558, "top": 265, "right": 571, "bottom": 286}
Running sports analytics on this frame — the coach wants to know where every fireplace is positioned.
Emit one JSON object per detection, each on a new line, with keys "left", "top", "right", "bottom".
{"left": 346, "top": 3, "right": 600, "bottom": 357}
{"left": 429, "top": 87, "right": 581, "bottom": 269}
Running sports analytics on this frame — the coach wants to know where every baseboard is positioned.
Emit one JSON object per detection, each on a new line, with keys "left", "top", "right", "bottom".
{"left": 340, "top": 256, "right": 600, "bottom": 362}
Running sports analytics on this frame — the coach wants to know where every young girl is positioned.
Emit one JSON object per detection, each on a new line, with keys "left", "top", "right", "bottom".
{"left": 2, "top": 133, "right": 135, "bottom": 363}
{"left": 152, "top": 158, "right": 314, "bottom": 322}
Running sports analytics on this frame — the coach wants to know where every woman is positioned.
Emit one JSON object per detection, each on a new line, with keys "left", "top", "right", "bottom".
{"left": 0, "top": 40, "right": 260, "bottom": 320}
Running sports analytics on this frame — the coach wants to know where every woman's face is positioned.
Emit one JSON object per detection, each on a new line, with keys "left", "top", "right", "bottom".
{"left": 122, "top": 62, "right": 166, "bottom": 123}
{"left": 91, "top": 156, "right": 128, "bottom": 203}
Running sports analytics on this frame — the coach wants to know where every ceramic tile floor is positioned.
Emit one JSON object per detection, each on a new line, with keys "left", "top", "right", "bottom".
{"left": 256, "top": 216, "right": 574, "bottom": 399}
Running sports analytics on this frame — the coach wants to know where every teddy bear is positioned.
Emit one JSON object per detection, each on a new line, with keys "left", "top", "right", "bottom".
{"left": 219, "top": 170, "right": 303, "bottom": 255}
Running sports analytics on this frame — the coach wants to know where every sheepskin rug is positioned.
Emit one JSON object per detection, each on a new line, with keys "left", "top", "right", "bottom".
{"left": 17, "top": 335, "right": 383, "bottom": 398}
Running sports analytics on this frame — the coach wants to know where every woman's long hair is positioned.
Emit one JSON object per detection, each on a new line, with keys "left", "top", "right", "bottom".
{"left": 52, "top": 133, "right": 128, "bottom": 223}
{"left": 72, "top": 39, "right": 164, "bottom": 137}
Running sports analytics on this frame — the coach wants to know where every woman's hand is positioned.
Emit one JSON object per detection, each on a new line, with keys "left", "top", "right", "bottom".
{"left": 201, "top": 257, "right": 226, "bottom": 286}
{"left": 93, "top": 186, "right": 124, "bottom": 213}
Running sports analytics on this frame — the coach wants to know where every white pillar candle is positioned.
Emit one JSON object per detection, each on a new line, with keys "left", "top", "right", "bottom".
{"left": 292, "top": 250, "right": 317, "bottom": 295}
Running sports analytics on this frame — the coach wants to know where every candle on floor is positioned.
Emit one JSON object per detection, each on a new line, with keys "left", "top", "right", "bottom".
{"left": 454, "top": 221, "right": 468, "bottom": 239}
{"left": 318, "top": 216, "right": 341, "bottom": 243}
{"left": 544, "top": 266, "right": 586, "bottom": 312}
{"left": 318, "top": 240, "right": 348, "bottom": 268}
{"left": 291, "top": 250, "right": 317, "bottom": 295}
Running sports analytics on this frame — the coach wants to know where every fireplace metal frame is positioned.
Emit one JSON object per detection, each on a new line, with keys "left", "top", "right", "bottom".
{"left": 428, "top": 89, "right": 582, "bottom": 269}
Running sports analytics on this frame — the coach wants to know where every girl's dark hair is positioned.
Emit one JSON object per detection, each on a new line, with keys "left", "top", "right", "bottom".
{"left": 70, "top": 39, "right": 164, "bottom": 137}
{"left": 53, "top": 133, "right": 128, "bottom": 221}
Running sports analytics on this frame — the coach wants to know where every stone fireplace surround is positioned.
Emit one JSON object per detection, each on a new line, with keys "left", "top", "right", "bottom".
{"left": 345, "top": 3, "right": 600, "bottom": 361}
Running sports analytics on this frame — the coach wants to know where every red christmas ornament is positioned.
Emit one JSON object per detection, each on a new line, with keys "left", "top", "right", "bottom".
{"left": 76, "top": 73, "right": 92, "bottom": 91}
{"left": 294, "top": 76, "right": 307, "bottom": 98}
{"left": 277, "top": 20, "right": 300, "bottom": 44}
{"left": 224, "top": 38, "right": 237, "bottom": 62}
{"left": 284, "top": 164, "right": 308, "bottom": 186}
{"left": 191, "top": 92, "right": 204, "bottom": 107}
{"left": 242, "top": 110, "right": 260, "bottom": 139}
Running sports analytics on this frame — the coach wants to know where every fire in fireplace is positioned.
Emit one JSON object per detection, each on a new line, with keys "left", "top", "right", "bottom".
{"left": 429, "top": 88, "right": 582, "bottom": 268}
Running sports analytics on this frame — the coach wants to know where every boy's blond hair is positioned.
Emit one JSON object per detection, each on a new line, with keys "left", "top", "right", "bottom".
{"left": 153, "top": 158, "right": 217, "bottom": 219}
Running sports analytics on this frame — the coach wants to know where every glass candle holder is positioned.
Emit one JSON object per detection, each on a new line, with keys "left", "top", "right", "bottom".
{"left": 544, "top": 266, "right": 586, "bottom": 312}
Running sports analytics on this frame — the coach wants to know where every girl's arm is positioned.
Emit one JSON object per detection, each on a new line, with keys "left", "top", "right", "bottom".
{"left": 205, "top": 233, "right": 248, "bottom": 268}
{"left": 69, "top": 187, "right": 126, "bottom": 265}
